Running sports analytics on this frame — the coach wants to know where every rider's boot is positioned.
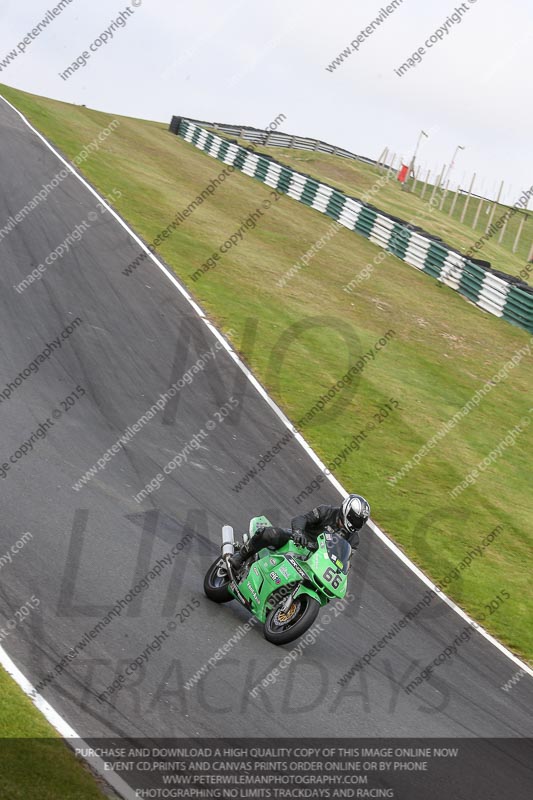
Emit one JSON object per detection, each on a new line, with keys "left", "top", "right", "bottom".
{"left": 228, "top": 540, "right": 255, "bottom": 571}
{"left": 229, "top": 527, "right": 265, "bottom": 570}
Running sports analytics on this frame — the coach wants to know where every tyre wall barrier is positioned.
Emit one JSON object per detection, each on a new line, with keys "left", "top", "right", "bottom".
{"left": 169, "top": 117, "right": 533, "bottom": 335}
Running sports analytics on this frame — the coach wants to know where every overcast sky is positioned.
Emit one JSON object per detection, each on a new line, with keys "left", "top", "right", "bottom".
{"left": 1, "top": 0, "right": 531, "bottom": 203}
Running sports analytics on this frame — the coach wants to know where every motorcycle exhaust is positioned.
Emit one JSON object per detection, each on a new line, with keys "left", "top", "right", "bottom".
{"left": 221, "top": 525, "right": 235, "bottom": 558}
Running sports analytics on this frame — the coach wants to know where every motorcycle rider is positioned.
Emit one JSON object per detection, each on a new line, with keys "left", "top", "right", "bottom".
{"left": 229, "top": 494, "right": 370, "bottom": 571}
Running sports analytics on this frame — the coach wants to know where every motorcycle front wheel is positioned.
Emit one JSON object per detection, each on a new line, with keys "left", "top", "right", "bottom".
{"left": 203, "top": 558, "right": 233, "bottom": 603}
{"left": 264, "top": 595, "right": 320, "bottom": 645}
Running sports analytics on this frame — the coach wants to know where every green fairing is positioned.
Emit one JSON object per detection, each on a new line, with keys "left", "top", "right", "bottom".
{"left": 230, "top": 517, "right": 348, "bottom": 623}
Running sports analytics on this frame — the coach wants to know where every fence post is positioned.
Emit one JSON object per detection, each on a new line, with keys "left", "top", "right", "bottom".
{"left": 460, "top": 172, "right": 476, "bottom": 224}
{"left": 429, "top": 165, "right": 446, "bottom": 206}
{"left": 412, "top": 165, "right": 421, "bottom": 193}
{"left": 513, "top": 214, "right": 527, "bottom": 254}
{"left": 377, "top": 147, "right": 388, "bottom": 169}
{"left": 439, "top": 179, "right": 450, "bottom": 210}
{"left": 420, "top": 169, "right": 431, "bottom": 200}
{"left": 498, "top": 216, "right": 509, "bottom": 244}
{"left": 449, "top": 184, "right": 461, "bottom": 217}
{"left": 472, "top": 196, "right": 484, "bottom": 230}
{"left": 486, "top": 180, "right": 504, "bottom": 233}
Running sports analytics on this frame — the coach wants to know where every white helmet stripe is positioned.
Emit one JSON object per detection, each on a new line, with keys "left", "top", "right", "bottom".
{"left": 342, "top": 494, "right": 370, "bottom": 524}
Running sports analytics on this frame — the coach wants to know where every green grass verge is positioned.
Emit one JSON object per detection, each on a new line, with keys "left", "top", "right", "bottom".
{"left": 1, "top": 84, "right": 531, "bottom": 668}
{"left": 219, "top": 132, "right": 532, "bottom": 280}
{"left": 0, "top": 666, "right": 108, "bottom": 798}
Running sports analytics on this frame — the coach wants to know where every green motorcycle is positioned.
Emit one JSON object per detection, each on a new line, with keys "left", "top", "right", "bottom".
{"left": 203, "top": 516, "right": 351, "bottom": 645}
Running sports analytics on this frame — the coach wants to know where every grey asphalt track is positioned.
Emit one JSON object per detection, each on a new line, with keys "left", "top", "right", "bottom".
{"left": 0, "top": 97, "right": 532, "bottom": 797}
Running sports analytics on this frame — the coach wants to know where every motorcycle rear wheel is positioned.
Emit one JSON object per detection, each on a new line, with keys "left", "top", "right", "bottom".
{"left": 204, "top": 558, "right": 233, "bottom": 603}
{"left": 264, "top": 595, "right": 320, "bottom": 645}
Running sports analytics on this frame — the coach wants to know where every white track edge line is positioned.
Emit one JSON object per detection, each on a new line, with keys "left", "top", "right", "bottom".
{"left": 0, "top": 96, "right": 530, "bottom": 780}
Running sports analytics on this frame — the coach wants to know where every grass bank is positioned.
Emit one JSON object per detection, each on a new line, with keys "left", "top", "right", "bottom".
{"left": 1, "top": 84, "right": 531, "bottom": 666}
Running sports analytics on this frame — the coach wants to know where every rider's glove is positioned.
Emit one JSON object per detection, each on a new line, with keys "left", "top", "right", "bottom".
{"left": 292, "top": 529, "right": 307, "bottom": 548}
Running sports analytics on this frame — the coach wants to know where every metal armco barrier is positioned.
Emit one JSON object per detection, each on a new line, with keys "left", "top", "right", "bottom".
{"left": 169, "top": 115, "right": 380, "bottom": 167}
{"left": 169, "top": 117, "right": 533, "bottom": 335}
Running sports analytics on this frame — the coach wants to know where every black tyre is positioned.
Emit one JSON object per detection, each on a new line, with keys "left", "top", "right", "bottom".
{"left": 203, "top": 558, "right": 233, "bottom": 603}
{"left": 264, "top": 594, "right": 320, "bottom": 645}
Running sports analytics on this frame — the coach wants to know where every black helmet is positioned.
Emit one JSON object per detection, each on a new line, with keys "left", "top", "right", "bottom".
{"left": 340, "top": 494, "right": 370, "bottom": 533}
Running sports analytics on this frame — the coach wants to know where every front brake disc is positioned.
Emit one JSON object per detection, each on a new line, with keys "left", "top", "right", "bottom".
{"left": 276, "top": 601, "right": 299, "bottom": 624}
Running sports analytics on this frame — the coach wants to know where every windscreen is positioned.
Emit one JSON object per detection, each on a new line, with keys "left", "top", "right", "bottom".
{"left": 324, "top": 532, "right": 351, "bottom": 574}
